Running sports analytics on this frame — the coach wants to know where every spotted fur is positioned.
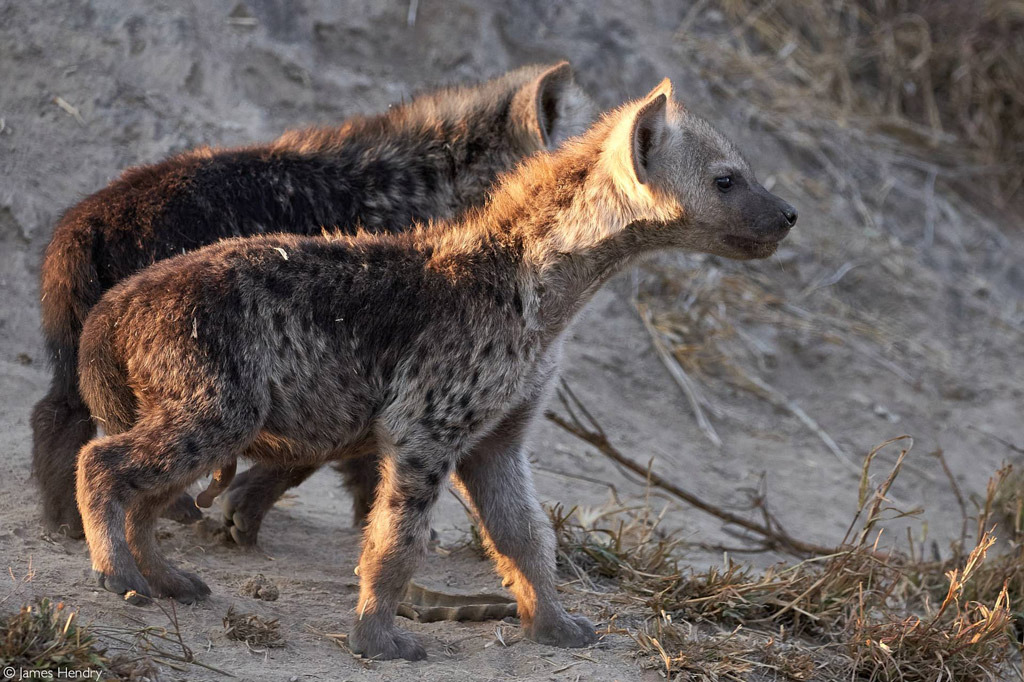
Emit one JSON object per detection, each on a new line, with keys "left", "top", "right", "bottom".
{"left": 75, "top": 80, "right": 797, "bottom": 660}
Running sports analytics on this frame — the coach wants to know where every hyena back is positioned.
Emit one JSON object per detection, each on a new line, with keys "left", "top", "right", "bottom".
{"left": 76, "top": 79, "right": 796, "bottom": 660}
{"left": 32, "top": 62, "right": 593, "bottom": 538}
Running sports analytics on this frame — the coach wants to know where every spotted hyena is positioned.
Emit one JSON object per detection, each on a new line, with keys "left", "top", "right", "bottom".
{"left": 75, "top": 78, "right": 796, "bottom": 660}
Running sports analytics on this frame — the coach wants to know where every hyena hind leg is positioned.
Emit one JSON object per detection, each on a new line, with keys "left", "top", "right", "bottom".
{"left": 127, "top": 489, "right": 211, "bottom": 603}
{"left": 77, "top": 433, "right": 153, "bottom": 604}
{"left": 31, "top": 382, "right": 95, "bottom": 538}
{"left": 454, "top": 406, "right": 597, "bottom": 648}
{"left": 78, "top": 413, "right": 251, "bottom": 604}
{"left": 348, "top": 440, "right": 456, "bottom": 661}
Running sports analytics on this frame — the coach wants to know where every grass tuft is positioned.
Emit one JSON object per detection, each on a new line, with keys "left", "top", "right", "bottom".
{"left": 0, "top": 599, "right": 156, "bottom": 680}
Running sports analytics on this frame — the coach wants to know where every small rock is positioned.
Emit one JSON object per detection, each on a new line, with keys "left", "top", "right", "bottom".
{"left": 872, "top": 404, "right": 901, "bottom": 423}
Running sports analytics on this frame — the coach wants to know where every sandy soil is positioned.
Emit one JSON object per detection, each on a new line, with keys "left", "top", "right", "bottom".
{"left": 1, "top": 1, "right": 1022, "bottom": 680}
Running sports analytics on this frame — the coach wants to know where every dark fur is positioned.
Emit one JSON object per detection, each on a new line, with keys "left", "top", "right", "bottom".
{"left": 75, "top": 81, "right": 796, "bottom": 660}
{"left": 32, "top": 63, "right": 593, "bottom": 537}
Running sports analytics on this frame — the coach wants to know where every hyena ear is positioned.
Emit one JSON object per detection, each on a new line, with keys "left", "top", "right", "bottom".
{"left": 518, "top": 61, "right": 582, "bottom": 150}
{"left": 629, "top": 80, "right": 672, "bottom": 185}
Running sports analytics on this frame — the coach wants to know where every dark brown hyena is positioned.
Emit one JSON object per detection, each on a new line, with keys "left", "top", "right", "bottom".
{"left": 75, "top": 79, "right": 796, "bottom": 660}
{"left": 32, "top": 62, "right": 593, "bottom": 539}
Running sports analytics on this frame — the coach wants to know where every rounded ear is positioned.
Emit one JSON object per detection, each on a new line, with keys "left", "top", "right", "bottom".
{"left": 630, "top": 91, "right": 669, "bottom": 185}
{"left": 534, "top": 62, "right": 573, "bottom": 148}
{"left": 512, "top": 61, "right": 574, "bottom": 149}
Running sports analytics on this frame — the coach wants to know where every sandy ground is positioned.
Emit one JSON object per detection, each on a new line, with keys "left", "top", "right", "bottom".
{"left": 1, "top": 1, "right": 1023, "bottom": 680}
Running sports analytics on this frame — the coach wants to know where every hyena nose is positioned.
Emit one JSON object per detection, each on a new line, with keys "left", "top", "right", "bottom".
{"left": 781, "top": 203, "right": 798, "bottom": 227}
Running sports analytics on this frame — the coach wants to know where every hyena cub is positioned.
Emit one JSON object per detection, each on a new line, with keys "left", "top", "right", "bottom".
{"left": 75, "top": 79, "right": 796, "bottom": 660}
{"left": 31, "top": 62, "right": 592, "bottom": 539}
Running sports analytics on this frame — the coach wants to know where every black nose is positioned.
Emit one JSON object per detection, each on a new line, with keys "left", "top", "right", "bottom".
{"left": 781, "top": 203, "right": 798, "bottom": 226}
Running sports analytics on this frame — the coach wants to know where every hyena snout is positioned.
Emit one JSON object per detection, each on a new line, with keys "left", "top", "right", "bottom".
{"left": 717, "top": 184, "right": 798, "bottom": 259}
{"left": 752, "top": 190, "right": 798, "bottom": 239}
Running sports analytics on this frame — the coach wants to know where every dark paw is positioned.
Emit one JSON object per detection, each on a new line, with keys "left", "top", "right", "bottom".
{"left": 45, "top": 502, "right": 85, "bottom": 539}
{"left": 349, "top": 623, "right": 427, "bottom": 661}
{"left": 94, "top": 569, "right": 153, "bottom": 605}
{"left": 524, "top": 611, "right": 597, "bottom": 648}
{"left": 147, "top": 566, "right": 211, "bottom": 604}
{"left": 162, "top": 492, "right": 203, "bottom": 524}
{"left": 221, "top": 487, "right": 263, "bottom": 547}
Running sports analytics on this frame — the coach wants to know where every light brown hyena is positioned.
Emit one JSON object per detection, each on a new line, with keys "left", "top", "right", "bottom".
{"left": 31, "top": 62, "right": 593, "bottom": 540}
{"left": 75, "top": 79, "right": 796, "bottom": 661}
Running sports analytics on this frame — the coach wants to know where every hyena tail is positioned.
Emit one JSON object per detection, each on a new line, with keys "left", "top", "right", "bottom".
{"left": 31, "top": 212, "right": 107, "bottom": 536}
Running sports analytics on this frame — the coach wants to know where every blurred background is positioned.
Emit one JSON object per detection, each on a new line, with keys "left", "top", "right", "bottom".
{"left": 1, "top": 1, "right": 1022, "bottom": 679}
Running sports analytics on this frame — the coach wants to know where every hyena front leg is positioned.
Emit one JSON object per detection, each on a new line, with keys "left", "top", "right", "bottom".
{"left": 162, "top": 492, "right": 204, "bottom": 525}
{"left": 454, "top": 403, "right": 597, "bottom": 648}
{"left": 349, "top": 438, "right": 454, "bottom": 661}
{"left": 222, "top": 434, "right": 380, "bottom": 545}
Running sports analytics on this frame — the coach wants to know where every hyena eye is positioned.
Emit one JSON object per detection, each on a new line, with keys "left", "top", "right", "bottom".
{"left": 715, "top": 176, "right": 734, "bottom": 192}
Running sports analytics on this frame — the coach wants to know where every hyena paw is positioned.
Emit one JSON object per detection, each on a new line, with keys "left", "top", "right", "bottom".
{"left": 221, "top": 489, "right": 262, "bottom": 547}
{"left": 94, "top": 569, "right": 153, "bottom": 605}
{"left": 349, "top": 623, "right": 427, "bottom": 661}
{"left": 524, "top": 611, "right": 597, "bottom": 648}
{"left": 162, "top": 492, "right": 203, "bottom": 524}
{"left": 147, "top": 566, "right": 211, "bottom": 604}
{"left": 45, "top": 501, "right": 85, "bottom": 539}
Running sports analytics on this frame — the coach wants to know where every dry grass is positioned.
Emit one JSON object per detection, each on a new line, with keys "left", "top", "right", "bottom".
{"left": 634, "top": 261, "right": 936, "bottom": 472}
{"left": 223, "top": 606, "right": 285, "bottom": 650}
{"left": 547, "top": 420, "right": 1020, "bottom": 680}
{"left": 2, "top": 599, "right": 115, "bottom": 673}
{"left": 0, "top": 599, "right": 157, "bottom": 680}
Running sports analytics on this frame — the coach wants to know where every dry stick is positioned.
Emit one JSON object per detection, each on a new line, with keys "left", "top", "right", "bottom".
{"left": 636, "top": 302, "right": 723, "bottom": 448}
{"left": 932, "top": 448, "right": 970, "bottom": 553}
{"left": 545, "top": 382, "right": 834, "bottom": 557}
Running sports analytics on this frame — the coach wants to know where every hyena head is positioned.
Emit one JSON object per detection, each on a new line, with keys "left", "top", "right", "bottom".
{"left": 418, "top": 62, "right": 595, "bottom": 207}
{"left": 599, "top": 79, "right": 797, "bottom": 260}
